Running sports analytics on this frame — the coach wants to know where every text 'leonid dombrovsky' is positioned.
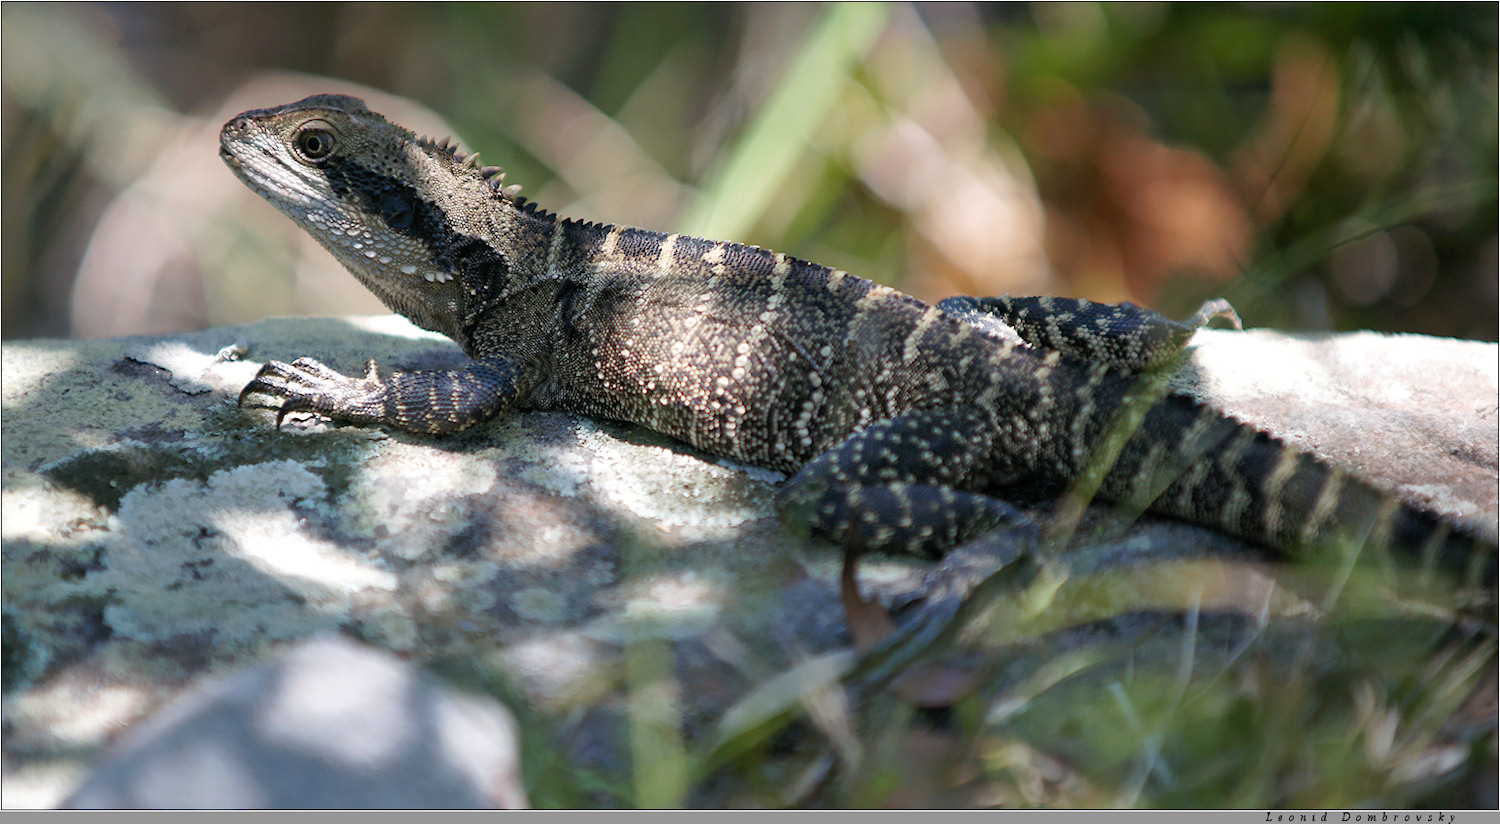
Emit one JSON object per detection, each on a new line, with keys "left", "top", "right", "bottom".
{"left": 1266, "top": 813, "right": 1459, "bottom": 822}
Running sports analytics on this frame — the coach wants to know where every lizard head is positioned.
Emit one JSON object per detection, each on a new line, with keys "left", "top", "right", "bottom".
{"left": 220, "top": 94, "right": 522, "bottom": 342}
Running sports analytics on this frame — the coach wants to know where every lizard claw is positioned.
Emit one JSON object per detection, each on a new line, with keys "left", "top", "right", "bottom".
{"left": 237, "top": 357, "right": 386, "bottom": 428}
{"left": 274, "top": 394, "right": 322, "bottom": 430}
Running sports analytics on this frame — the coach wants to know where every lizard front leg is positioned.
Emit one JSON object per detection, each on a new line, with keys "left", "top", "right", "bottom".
{"left": 776, "top": 408, "right": 1037, "bottom": 557}
{"left": 938, "top": 295, "right": 1241, "bottom": 371}
{"left": 239, "top": 356, "right": 538, "bottom": 434}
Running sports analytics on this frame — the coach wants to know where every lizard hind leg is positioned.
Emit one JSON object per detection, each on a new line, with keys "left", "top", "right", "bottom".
{"left": 775, "top": 408, "right": 1038, "bottom": 558}
{"left": 938, "top": 295, "right": 1241, "bottom": 372}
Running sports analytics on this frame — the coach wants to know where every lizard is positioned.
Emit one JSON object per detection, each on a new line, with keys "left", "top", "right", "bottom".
{"left": 219, "top": 94, "right": 1496, "bottom": 597}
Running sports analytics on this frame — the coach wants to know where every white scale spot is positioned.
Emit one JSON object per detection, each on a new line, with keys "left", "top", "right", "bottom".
{"left": 400, "top": 264, "right": 418, "bottom": 275}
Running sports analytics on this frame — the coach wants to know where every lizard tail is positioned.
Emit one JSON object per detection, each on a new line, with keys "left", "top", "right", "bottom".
{"left": 1106, "top": 394, "right": 1497, "bottom": 588}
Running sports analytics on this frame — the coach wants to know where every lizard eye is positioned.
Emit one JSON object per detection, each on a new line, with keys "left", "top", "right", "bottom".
{"left": 293, "top": 122, "right": 337, "bottom": 162}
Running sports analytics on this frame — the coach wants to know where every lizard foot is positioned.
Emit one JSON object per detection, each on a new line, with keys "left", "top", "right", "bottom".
{"left": 238, "top": 357, "right": 386, "bottom": 429}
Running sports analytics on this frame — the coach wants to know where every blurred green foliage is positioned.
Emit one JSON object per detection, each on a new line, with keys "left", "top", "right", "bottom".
{"left": 2, "top": 2, "right": 1495, "bottom": 340}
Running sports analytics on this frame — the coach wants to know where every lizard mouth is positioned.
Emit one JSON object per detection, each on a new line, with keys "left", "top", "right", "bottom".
{"left": 218, "top": 127, "right": 255, "bottom": 178}
{"left": 217, "top": 138, "right": 326, "bottom": 215}
{"left": 218, "top": 143, "right": 269, "bottom": 199}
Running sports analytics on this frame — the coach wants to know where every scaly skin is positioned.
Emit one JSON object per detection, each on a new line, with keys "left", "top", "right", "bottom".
{"left": 222, "top": 94, "right": 1495, "bottom": 589}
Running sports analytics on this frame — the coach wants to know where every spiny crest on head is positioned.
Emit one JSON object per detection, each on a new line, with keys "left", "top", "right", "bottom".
{"left": 416, "top": 132, "right": 522, "bottom": 198}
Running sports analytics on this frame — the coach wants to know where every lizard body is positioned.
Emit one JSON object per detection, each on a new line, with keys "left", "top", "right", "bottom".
{"left": 221, "top": 94, "right": 1495, "bottom": 585}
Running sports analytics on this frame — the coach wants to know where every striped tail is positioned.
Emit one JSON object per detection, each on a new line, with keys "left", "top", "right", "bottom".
{"left": 1100, "top": 393, "right": 1497, "bottom": 588}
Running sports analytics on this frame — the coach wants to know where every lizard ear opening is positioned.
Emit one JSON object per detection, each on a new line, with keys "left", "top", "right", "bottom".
{"left": 379, "top": 193, "right": 415, "bottom": 231}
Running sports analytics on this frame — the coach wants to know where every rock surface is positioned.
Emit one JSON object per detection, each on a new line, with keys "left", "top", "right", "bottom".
{"left": 63, "top": 635, "right": 526, "bottom": 809}
{"left": 2, "top": 315, "right": 1495, "bottom": 807}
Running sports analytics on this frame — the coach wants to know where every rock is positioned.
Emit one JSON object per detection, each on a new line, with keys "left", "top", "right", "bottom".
{"left": 2, "top": 315, "right": 1494, "bottom": 807}
{"left": 1178, "top": 328, "right": 1497, "bottom": 543}
{"left": 62, "top": 636, "right": 526, "bottom": 809}
{"left": 1, "top": 314, "right": 831, "bottom": 808}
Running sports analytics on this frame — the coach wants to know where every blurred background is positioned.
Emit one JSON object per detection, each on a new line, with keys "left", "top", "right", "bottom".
{"left": 3, "top": 2, "right": 1496, "bottom": 343}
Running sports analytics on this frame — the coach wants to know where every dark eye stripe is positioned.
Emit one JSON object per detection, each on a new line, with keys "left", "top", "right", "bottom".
{"left": 320, "top": 156, "right": 511, "bottom": 300}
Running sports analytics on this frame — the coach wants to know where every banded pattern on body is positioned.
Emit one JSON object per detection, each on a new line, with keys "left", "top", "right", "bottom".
{"left": 222, "top": 94, "right": 1495, "bottom": 588}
